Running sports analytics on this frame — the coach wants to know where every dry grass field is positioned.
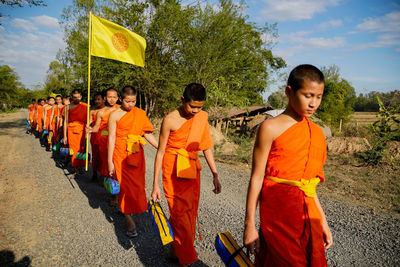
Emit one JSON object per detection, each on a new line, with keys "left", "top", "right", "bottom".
{"left": 350, "top": 112, "right": 379, "bottom": 125}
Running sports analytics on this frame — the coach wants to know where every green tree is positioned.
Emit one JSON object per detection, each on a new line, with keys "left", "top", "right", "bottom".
{"left": 43, "top": 55, "right": 72, "bottom": 96}
{"left": 267, "top": 87, "right": 287, "bottom": 109}
{"left": 315, "top": 65, "right": 356, "bottom": 128}
{"left": 59, "top": 0, "right": 285, "bottom": 116}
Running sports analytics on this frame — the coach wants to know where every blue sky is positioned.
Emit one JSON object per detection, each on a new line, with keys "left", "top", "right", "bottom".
{"left": 0, "top": 0, "right": 399, "bottom": 98}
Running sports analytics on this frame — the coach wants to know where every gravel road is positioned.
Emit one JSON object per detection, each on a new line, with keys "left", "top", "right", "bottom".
{"left": 0, "top": 110, "right": 399, "bottom": 266}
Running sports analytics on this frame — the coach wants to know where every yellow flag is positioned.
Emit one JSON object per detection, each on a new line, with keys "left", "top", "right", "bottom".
{"left": 90, "top": 14, "right": 146, "bottom": 67}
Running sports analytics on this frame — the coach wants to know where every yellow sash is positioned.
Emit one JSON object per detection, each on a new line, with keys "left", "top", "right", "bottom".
{"left": 167, "top": 148, "right": 201, "bottom": 179}
{"left": 126, "top": 134, "right": 146, "bottom": 153}
{"left": 266, "top": 176, "right": 320, "bottom": 197}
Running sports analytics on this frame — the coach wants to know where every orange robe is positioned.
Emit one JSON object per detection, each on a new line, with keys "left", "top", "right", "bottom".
{"left": 67, "top": 103, "right": 88, "bottom": 167}
{"left": 57, "top": 105, "right": 65, "bottom": 140}
{"left": 29, "top": 105, "right": 34, "bottom": 123}
{"left": 113, "top": 107, "right": 153, "bottom": 214}
{"left": 51, "top": 106, "right": 60, "bottom": 144}
{"left": 37, "top": 106, "right": 44, "bottom": 133}
{"left": 162, "top": 111, "right": 213, "bottom": 265}
{"left": 257, "top": 117, "right": 327, "bottom": 267}
{"left": 98, "top": 106, "right": 120, "bottom": 176}
{"left": 45, "top": 107, "right": 52, "bottom": 130}
{"left": 90, "top": 113, "right": 100, "bottom": 173}
{"left": 31, "top": 105, "right": 37, "bottom": 130}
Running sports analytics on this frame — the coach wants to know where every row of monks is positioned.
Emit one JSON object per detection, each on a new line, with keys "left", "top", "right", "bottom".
{"left": 26, "top": 74, "right": 331, "bottom": 266}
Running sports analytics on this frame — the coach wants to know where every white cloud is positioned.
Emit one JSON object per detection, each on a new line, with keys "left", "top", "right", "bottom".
{"left": 357, "top": 11, "right": 400, "bottom": 33}
{"left": 11, "top": 18, "right": 38, "bottom": 31}
{"left": 273, "top": 31, "right": 345, "bottom": 58}
{"left": 354, "top": 11, "right": 400, "bottom": 52}
{"left": 318, "top": 19, "right": 343, "bottom": 30}
{"left": 30, "top": 15, "right": 60, "bottom": 28}
{"left": 0, "top": 24, "right": 65, "bottom": 87}
{"left": 259, "top": 0, "right": 340, "bottom": 22}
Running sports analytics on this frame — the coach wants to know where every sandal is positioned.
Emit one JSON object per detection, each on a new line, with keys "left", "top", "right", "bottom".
{"left": 126, "top": 228, "right": 138, "bottom": 238}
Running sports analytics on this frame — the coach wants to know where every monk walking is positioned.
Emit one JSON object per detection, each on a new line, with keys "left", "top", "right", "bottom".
{"left": 108, "top": 86, "right": 158, "bottom": 237}
{"left": 151, "top": 83, "right": 221, "bottom": 266}
{"left": 87, "top": 91, "right": 105, "bottom": 182}
{"left": 243, "top": 64, "right": 333, "bottom": 267}
{"left": 27, "top": 99, "right": 36, "bottom": 134}
{"left": 36, "top": 99, "right": 45, "bottom": 135}
{"left": 63, "top": 90, "right": 88, "bottom": 176}
{"left": 43, "top": 97, "right": 55, "bottom": 149}
{"left": 49, "top": 95, "right": 63, "bottom": 145}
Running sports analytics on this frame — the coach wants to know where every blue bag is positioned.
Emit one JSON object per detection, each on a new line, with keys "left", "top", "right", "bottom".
{"left": 148, "top": 200, "right": 174, "bottom": 245}
{"left": 104, "top": 177, "right": 120, "bottom": 195}
{"left": 215, "top": 232, "right": 254, "bottom": 267}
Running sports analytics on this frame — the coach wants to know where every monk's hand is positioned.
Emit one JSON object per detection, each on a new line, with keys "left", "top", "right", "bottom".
{"left": 244, "top": 224, "right": 260, "bottom": 255}
{"left": 85, "top": 126, "right": 93, "bottom": 134}
{"left": 63, "top": 137, "right": 68, "bottom": 145}
{"left": 108, "top": 161, "right": 115, "bottom": 177}
{"left": 151, "top": 187, "right": 161, "bottom": 203}
{"left": 322, "top": 220, "right": 333, "bottom": 249}
{"left": 212, "top": 173, "right": 221, "bottom": 194}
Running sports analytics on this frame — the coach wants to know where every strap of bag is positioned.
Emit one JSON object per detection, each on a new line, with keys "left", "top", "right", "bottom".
{"left": 151, "top": 200, "right": 168, "bottom": 237}
{"left": 221, "top": 233, "right": 251, "bottom": 267}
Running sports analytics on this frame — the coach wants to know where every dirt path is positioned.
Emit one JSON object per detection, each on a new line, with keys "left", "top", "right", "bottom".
{"left": 0, "top": 110, "right": 399, "bottom": 266}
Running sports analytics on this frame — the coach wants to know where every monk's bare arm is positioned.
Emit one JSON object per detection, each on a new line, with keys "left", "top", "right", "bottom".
{"left": 63, "top": 105, "right": 69, "bottom": 145}
{"left": 107, "top": 112, "right": 117, "bottom": 177}
{"left": 86, "top": 110, "right": 102, "bottom": 134}
{"left": 143, "top": 132, "right": 158, "bottom": 149}
{"left": 203, "top": 149, "right": 221, "bottom": 194}
{"left": 43, "top": 107, "right": 48, "bottom": 129}
{"left": 49, "top": 106, "right": 55, "bottom": 130}
{"left": 244, "top": 120, "right": 274, "bottom": 254}
{"left": 151, "top": 117, "right": 171, "bottom": 202}
{"left": 314, "top": 195, "right": 333, "bottom": 249}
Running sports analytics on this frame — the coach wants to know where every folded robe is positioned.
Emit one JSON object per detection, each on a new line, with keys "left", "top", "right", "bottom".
{"left": 113, "top": 107, "right": 153, "bottom": 214}
{"left": 67, "top": 103, "right": 88, "bottom": 167}
{"left": 37, "top": 106, "right": 44, "bottom": 133}
{"left": 98, "top": 106, "right": 119, "bottom": 176}
{"left": 257, "top": 117, "right": 327, "bottom": 267}
{"left": 162, "top": 110, "right": 213, "bottom": 265}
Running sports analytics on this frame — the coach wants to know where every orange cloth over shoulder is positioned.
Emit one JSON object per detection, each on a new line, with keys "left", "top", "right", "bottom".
{"left": 113, "top": 107, "right": 153, "bottom": 214}
{"left": 37, "top": 106, "right": 44, "bottom": 133}
{"left": 98, "top": 106, "right": 120, "bottom": 176}
{"left": 45, "top": 107, "right": 52, "bottom": 130}
{"left": 29, "top": 105, "right": 34, "bottom": 122}
{"left": 257, "top": 117, "right": 327, "bottom": 267}
{"left": 67, "top": 103, "right": 88, "bottom": 167}
{"left": 90, "top": 112, "right": 100, "bottom": 172}
{"left": 162, "top": 111, "right": 213, "bottom": 265}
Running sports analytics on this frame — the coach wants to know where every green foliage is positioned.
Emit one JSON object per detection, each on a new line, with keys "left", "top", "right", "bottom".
{"left": 354, "top": 90, "right": 400, "bottom": 112}
{"left": 267, "top": 87, "right": 287, "bottom": 109}
{"left": 0, "top": 65, "right": 26, "bottom": 111}
{"left": 355, "top": 96, "right": 400, "bottom": 165}
{"left": 315, "top": 65, "right": 356, "bottom": 128}
{"left": 55, "top": 0, "right": 285, "bottom": 116}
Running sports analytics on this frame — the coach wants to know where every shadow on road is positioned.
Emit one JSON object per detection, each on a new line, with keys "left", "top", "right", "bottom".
{"left": 0, "top": 250, "right": 31, "bottom": 266}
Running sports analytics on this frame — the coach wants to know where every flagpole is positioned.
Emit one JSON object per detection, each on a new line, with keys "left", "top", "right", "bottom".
{"left": 85, "top": 11, "right": 92, "bottom": 171}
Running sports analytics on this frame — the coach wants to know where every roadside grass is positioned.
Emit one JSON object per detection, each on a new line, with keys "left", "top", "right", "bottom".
{"left": 319, "top": 155, "right": 400, "bottom": 215}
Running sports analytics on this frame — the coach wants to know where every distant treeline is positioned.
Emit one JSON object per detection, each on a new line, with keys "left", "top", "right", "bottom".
{"left": 354, "top": 90, "right": 400, "bottom": 112}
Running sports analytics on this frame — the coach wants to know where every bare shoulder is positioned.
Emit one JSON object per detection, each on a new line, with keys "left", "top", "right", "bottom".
{"left": 162, "top": 110, "right": 179, "bottom": 128}
{"left": 109, "top": 108, "right": 125, "bottom": 122}
{"left": 258, "top": 115, "right": 295, "bottom": 141}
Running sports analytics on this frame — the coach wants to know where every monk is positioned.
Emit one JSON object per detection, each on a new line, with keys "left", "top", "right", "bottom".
{"left": 151, "top": 83, "right": 221, "bottom": 266}
{"left": 27, "top": 99, "right": 36, "bottom": 125}
{"left": 27, "top": 99, "right": 36, "bottom": 134}
{"left": 36, "top": 99, "right": 45, "bottom": 135}
{"left": 49, "top": 95, "right": 63, "bottom": 145}
{"left": 243, "top": 64, "right": 333, "bottom": 267}
{"left": 88, "top": 92, "right": 105, "bottom": 181}
{"left": 63, "top": 90, "right": 88, "bottom": 176}
{"left": 43, "top": 97, "right": 55, "bottom": 149}
{"left": 108, "top": 86, "right": 158, "bottom": 237}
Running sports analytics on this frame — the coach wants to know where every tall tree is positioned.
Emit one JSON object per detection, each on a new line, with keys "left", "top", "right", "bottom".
{"left": 315, "top": 65, "right": 356, "bottom": 127}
